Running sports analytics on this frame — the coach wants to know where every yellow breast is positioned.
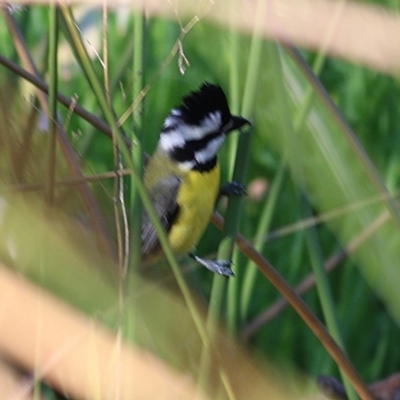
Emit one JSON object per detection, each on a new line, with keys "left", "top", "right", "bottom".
{"left": 144, "top": 151, "right": 220, "bottom": 255}
{"left": 169, "top": 164, "right": 220, "bottom": 254}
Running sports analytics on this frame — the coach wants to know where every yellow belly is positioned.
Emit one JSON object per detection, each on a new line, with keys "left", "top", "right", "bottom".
{"left": 169, "top": 164, "right": 220, "bottom": 254}
{"left": 143, "top": 151, "right": 220, "bottom": 258}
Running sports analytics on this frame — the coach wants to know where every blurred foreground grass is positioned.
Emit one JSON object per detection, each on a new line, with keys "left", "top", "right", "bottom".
{"left": 0, "top": 1, "right": 400, "bottom": 399}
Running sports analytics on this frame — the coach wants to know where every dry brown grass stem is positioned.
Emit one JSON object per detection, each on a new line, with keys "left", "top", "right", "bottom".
{"left": 0, "top": 264, "right": 207, "bottom": 400}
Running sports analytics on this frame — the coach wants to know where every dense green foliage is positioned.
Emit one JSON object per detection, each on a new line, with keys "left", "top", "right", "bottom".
{"left": 1, "top": 3, "right": 400, "bottom": 398}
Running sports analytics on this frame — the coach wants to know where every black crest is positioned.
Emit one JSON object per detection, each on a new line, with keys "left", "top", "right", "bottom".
{"left": 178, "top": 82, "right": 231, "bottom": 126}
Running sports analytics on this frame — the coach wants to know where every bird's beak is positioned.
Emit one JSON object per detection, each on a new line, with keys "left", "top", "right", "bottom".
{"left": 226, "top": 115, "right": 251, "bottom": 133}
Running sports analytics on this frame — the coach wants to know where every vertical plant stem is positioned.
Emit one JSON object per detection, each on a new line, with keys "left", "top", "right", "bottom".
{"left": 129, "top": 9, "right": 145, "bottom": 275}
{"left": 102, "top": 2, "right": 123, "bottom": 266}
{"left": 224, "top": 22, "right": 240, "bottom": 337}
{"left": 226, "top": 0, "right": 264, "bottom": 334}
{"left": 3, "top": 7, "right": 115, "bottom": 259}
{"left": 199, "top": 0, "right": 260, "bottom": 392}
{"left": 124, "top": 6, "right": 146, "bottom": 343}
{"left": 102, "top": 4, "right": 124, "bottom": 269}
{"left": 240, "top": 165, "right": 286, "bottom": 321}
{"left": 59, "top": 5, "right": 209, "bottom": 362}
{"left": 220, "top": 128, "right": 252, "bottom": 292}
{"left": 275, "top": 42, "right": 358, "bottom": 400}
{"left": 46, "top": 3, "right": 59, "bottom": 205}
{"left": 286, "top": 44, "right": 400, "bottom": 230}
{"left": 34, "top": 5, "right": 60, "bottom": 398}
{"left": 227, "top": 28, "right": 240, "bottom": 177}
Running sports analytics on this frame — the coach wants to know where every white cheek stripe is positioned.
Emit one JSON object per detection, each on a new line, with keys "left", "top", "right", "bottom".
{"left": 160, "top": 128, "right": 185, "bottom": 151}
{"left": 159, "top": 110, "right": 225, "bottom": 166}
{"left": 162, "top": 110, "right": 222, "bottom": 139}
{"left": 194, "top": 135, "right": 225, "bottom": 164}
{"left": 178, "top": 160, "right": 196, "bottom": 170}
{"left": 171, "top": 109, "right": 182, "bottom": 117}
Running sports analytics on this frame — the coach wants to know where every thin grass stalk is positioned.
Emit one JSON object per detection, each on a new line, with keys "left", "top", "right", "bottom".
{"left": 197, "top": 11, "right": 236, "bottom": 394}
{"left": 227, "top": 0, "right": 265, "bottom": 328}
{"left": 302, "top": 193, "right": 358, "bottom": 400}
{"left": 240, "top": 164, "right": 286, "bottom": 322}
{"left": 0, "top": 53, "right": 124, "bottom": 143}
{"left": 211, "top": 212, "right": 373, "bottom": 400}
{"left": 275, "top": 42, "right": 358, "bottom": 399}
{"left": 207, "top": 127, "right": 252, "bottom": 306}
{"left": 265, "top": 189, "right": 400, "bottom": 243}
{"left": 253, "top": 39, "right": 371, "bottom": 399}
{"left": 242, "top": 210, "right": 390, "bottom": 338}
{"left": 124, "top": 7, "right": 146, "bottom": 345}
{"left": 14, "top": 100, "right": 39, "bottom": 181}
{"left": 43, "top": 10, "right": 59, "bottom": 396}
{"left": 197, "top": 9, "right": 244, "bottom": 395}
{"left": 60, "top": 4, "right": 211, "bottom": 353}
{"left": 46, "top": 4, "right": 59, "bottom": 205}
{"left": 222, "top": 129, "right": 252, "bottom": 337}
{"left": 2, "top": 8, "right": 115, "bottom": 258}
{"left": 116, "top": 14, "right": 205, "bottom": 128}
{"left": 37, "top": 13, "right": 56, "bottom": 397}
{"left": 227, "top": 28, "right": 240, "bottom": 178}
{"left": 199, "top": 0, "right": 262, "bottom": 391}
{"left": 129, "top": 9, "right": 145, "bottom": 275}
{"left": 59, "top": 6, "right": 123, "bottom": 146}
{"left": 225, "top": 23, "right": 241, "bottom": 337}
{"left": 219, "top": 128, "right": 252, "bottom": 272}
{"left": 226, "top": 0, "right": 264, "bottom": 335}
{"left": 285, "top": 45, "right": 400, "bottom": 229}
{"left": 101, "top": 3, "right": 123, "bottom": 267}
{"left": 197, "top": 87, "right": 252, "bottom": 398}
{"left": 284, "top": 37, "right": 359, "bottom": 399}
{"left": 1, "top": 169, "right": 132, "bottom": 193}
{"left": 101, "top": 9, "right": 127, "bottom": 383}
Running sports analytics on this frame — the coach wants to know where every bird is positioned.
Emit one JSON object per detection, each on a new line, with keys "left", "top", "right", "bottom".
{"left": 141, "top": 82, "right": 250, "bottom": 277}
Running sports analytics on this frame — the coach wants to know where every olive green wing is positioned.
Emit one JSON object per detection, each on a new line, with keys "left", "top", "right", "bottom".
{"left": 141, "top": 175, "right": 181, "bottom": 258}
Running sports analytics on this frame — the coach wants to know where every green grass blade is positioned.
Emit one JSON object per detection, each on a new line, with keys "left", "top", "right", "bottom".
{"left": 129, "top": 10, "right": 146, "bottom": 274}
{"left": 46, "top": 4, "right": 59, "bottom": 205}
{"left": 59, "top": 5, "right": 211, "bottom": 353}
{"left": 240, "top": 164, "right": 286, "bottom": 321}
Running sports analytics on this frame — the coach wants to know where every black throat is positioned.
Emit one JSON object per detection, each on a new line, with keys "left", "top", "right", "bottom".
{"left": 169, "top": 145, "right": 217, "bottom": 172}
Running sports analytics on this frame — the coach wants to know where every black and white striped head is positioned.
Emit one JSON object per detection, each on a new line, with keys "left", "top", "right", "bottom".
{"left": 159, "top": 82, "right": 250, "bottom": 172}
